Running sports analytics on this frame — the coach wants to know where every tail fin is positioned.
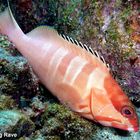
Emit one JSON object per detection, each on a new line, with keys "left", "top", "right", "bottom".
{"left": 0, "top": 1, "right": 23, "bottom": 35}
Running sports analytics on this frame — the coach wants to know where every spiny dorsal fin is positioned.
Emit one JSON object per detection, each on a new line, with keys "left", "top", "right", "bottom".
{"left": 60, "top": 34, "right": 110, "bottom": 70}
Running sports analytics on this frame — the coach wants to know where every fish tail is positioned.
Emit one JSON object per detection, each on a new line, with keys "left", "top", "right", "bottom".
{"left": 0, "top": 1, "right": 23, "bottom": 36}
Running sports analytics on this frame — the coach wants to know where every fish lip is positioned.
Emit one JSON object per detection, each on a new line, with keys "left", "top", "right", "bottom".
{"left": 133, "top": 126, "right": 139, "bottom": 132}
{"left": 98, "top": 120, "right": 139, "bottom": 132}
{"left": 111, "top": 121, "right": 139, "bottom": 132}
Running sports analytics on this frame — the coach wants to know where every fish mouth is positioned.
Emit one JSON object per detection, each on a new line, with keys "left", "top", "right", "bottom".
{"left": 111, "top": 121, "right": 139, "bottom": 132}
{"left": 99, "top": 120, "right": 139, "bottom": 132}
{"left": 121, "top": 126, "right": 139, "bottom": 132}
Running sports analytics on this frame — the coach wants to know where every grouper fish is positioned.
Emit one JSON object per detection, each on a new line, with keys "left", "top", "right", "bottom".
{"left": 0, "top": 4, "right": 139, "bottom": 132}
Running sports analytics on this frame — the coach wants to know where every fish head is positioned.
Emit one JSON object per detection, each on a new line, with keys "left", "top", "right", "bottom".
{"left": 90, "top": 73, "right": 139, "bottom": 132}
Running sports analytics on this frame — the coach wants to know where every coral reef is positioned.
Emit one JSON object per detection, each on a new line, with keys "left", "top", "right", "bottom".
{"left": 41, "top": 103, "right": 94, "bottom": 140}
{"left": 9, "top": 0, "right": 82, "bottom": 34}
{"left": 0, "top": 0, "right": 140, "bottom": 140}
{"left": 0, "top": 35, "right": 40, "bottom": 103}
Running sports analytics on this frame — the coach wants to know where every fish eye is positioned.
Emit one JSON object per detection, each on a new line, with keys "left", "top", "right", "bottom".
{"left": 121, "top": 106, "right": 134, "bottom": 118}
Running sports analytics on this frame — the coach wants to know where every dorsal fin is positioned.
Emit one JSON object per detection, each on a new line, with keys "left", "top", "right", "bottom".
{"left": 27, "top": 26, "right": 58, "bottom": 40}
{"left": 60, "top": 34, "right": 110, "bottom": 70}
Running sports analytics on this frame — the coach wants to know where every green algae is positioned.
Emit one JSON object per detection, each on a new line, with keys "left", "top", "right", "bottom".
{"left": 31, "top": 134, "right": 61, "bottom": 140}
{"left": 41, "top": 103, "right": 95, "bottom": 140}
{"left": 13, "top": 115, "right": 35, "bottom": 137}
{"left": 0, "top": 35, "right": 26, "bottom": 95}
{"left": 0, "top": 76, "right": 16, "bottom": 94}
{"left": 57, "top": 0, "right": 82, "bottom": 33}
{"left": 0, "top": 34, "right": 39, "bottom": 99}
{"left": 0, "top": 95, "right": 16, "bottom": 110}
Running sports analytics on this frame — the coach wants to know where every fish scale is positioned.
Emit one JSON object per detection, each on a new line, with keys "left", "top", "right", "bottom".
{"left": 63, "top": 56, "right": 88, "bottom": 84}
{"left": 48, "top": 47, "right": 69, "bottom": 81}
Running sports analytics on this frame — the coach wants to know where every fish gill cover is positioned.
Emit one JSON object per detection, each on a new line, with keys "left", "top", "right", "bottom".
{"left": 0, "top": 0, "right": 140, "bottom": 140}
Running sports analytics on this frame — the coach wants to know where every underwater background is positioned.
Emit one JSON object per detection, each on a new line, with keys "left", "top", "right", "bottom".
{"left": 0, "top": 0, "right": 140, "bottom": 139}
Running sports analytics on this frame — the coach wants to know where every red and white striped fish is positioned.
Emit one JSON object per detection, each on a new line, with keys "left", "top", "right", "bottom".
{"left": 0, "top": 7, "right": 139, "bottom": 132}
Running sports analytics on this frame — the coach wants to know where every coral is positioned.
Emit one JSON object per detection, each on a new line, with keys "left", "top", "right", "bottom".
{"left": 0, "top": 110, "right": 35, "bottom": 137}
{"left": 0, "top": 95, "right": 16, "bottom": 110}
{"left": 13, "top": 114, "right": 35, "bottom": 137}
{"left": 0, "top": 34, "right": 40, "bottom": 103}
{"left": 0, "top": 75, "right": 16, "bottom": 94}
{"left": 9, "top": 0, "right": 82, "bottom": 34}
{"left": 41, "top": 103, "right": 95, "bottom": 140}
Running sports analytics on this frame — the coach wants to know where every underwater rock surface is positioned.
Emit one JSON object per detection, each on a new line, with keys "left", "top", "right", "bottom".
{"left": 0, "top": 0, "right": 140, "bottom": 140}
